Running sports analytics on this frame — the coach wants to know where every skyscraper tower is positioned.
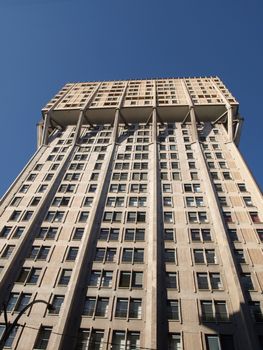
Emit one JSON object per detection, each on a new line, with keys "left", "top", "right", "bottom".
{"left": 0, "top": 77, "right": 262, "bottom": 350}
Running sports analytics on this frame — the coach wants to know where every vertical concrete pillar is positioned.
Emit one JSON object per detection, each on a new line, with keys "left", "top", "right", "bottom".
{"left": 144, "top": 107, "right": 158, "bottom": 350}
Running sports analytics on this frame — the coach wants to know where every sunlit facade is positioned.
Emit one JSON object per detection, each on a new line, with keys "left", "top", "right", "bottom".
{"left": 0, "top": 77, "right": 262, "bottom": 350}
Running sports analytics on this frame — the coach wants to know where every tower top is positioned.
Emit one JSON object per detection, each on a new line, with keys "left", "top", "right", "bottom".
{"left": 42, "top": 76, "right": 239, "bottom": 126}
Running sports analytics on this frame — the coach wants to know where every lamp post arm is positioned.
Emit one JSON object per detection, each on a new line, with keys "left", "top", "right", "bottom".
{"left": 0, "top": 299, "right": 52, "bottom": 350}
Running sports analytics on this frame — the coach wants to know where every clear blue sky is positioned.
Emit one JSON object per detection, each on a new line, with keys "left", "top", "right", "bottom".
{"left": 0, "top": 0, "right": 262, "bottom": 196}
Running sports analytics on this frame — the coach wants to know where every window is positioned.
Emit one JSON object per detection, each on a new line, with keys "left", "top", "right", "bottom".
{"left": 122, "top": 248, "right": 144, "bottom": 263}
{"left": 124, "top": 228, "right": 145, "bottom": 241}
{"left": 115, "top": 298, "right": 128, "bottom": 318}
{"left": 128, "top": 196, "right": 146, "bottom": 207}
{"left": 164, "top": 249, "right": 176, "bottom": 263}
{"left": 184, "top": 183, "right": 201, "bottom": 193}
{"left": 110, "top": 184, "right": 126, "bottom": 193}
{"left": 130, "top": 183, "right": 147, "bottom": 193}
{"left": 238, "top": 183, "right": 247, "bottom": 192}
{"left": 0, "top": 226, "right": 12, "bottom": 238}
{"left": 186, "top": 197, "right": 204, "bottom": 207}
{"left": 119, "top": 271, "right": 143, "bottom": 289}
{"left": 58, "top": 269, "right": 72, "bottom": 285}
{"left": 115, "top": 298, "right": 142, "bottom": 319}
{"left": 106, "top": 197, "right": 125, "bottom": 207}
{"left": 168, "top": 333, "right": 182, "bottom": 350}
{"left": 1, "top": 326, "right": 18, "bottom": 348}
{"left": 257, "top": 229, "right": 263, "bottom": 242}
{"left": 90, "top": 173, "right": 99, "bottom": 181}
{"left": 215, "top": 152, "right": 223, "bottom": 159}
{"left": 215, "top": 184, "right": 223, "bottom": 192}
{"left": 34, "top": 163, "right": 43, "bottom": 171}
{"left": 172, "top": 172, "right": 181, "bottom": 180}
{"left": 171, "top": 162, "right": 180, "bottom": 169}
{"left": 111, "top": 331, "right": 140, "bottom": 350}
{"left": 164, "top": 212, "right": 174, "bottom": 223}
{"left": 83, "top": 297, "right": 109, "bottom": 318}
{"left": 234, "top": 249, "right": 246, "bottom": 264}
{"left": 250, "top": 212, "right": 261, "bottom": 223}
{"left": 223, "top": 172, "right": 232, "bottom": 180}
{"left": 163, "top": 228, "right": 174, "bottom": 241}
{"left": 218, "top": 197, "right": 228, "bottom": 206}
{"left": 31, "top": 197, "right": 41, "bottom": 206}
{"left": 33, "top": 326, "right": 52, "bottom": 350}
{"left": 38, "top": 184, "right": 48, "bottom": 193}
{"left": 189, "top": 162, "right": 196, "bottom": 169}
{"left": 98, "top": 228, "right": 119, "bottom": 241}
{"left": 37, "top": 227, "right": 58, "bottom": 240}
{"left": 69, "top": 163, "right": 84, "bottom": 170}
{"left": 191, "top": 172, "right": 199, "bottom": 180}
{"left": 58, "top": 184, "right": 76, "bottom": 193}
{"left": 83, "top": 197, "right": 93, "bottom": 207}
{"left": 10, "top": 196, "right": 22, "bottom": 206}
{"left": 243, "top": 196, "right": 253, "bottom": 207}
{"left": 166, "top": 272, "right": 177, "bottom": 289}
{"left": 163, "top": 184, "right": 172, "bottom": 193}
{"left": 132, "top": 172, "right": 147, "bottom": 180}
{"left": 49, "top": 295, "right": 64, "bottom": 314}
{"left": 16, "top": 267, "right": 41, "bottom": 284}
{"left": 210, "top": 172, "right": 219, "bottom": 180}
{"left": 6, "top": 292, "right": 31, "bottom": 312}
{"left": 188, "top": 212, "right": 208, "bottom": 223}
{"left": 64, "top": 173, "right": 81, "bottom": 181}
{"left": 52, "top": 197, "right": 70, "bottom": 207}
{"left": 223, "top": 212, "right": 233, "bottom": 223}
{"left": 241, "top": 273, "right": 254, "bottom": 290}
{"left": 127, "top": 212, "right": 146, "bottom": 223}
{"left": 208, "top": 162, "right": 215, "bottom": 169}
{"left": 196, "top": 273, "right": 223, "bottom": 290}
{"left": 72, "top": 228, "right": 84, "bottom": 240}
{"left": 78, "top": 211, "right": 89, "bottom": 223}
{"left": 228, "top": 229, "right": 239, "bottom": 242}
{"left": 88, "top": 184, "right": 97, "bottom": 193}
{"left": 19, "top": 184, "right": 30, "bottom": 193}
{"left": 190, "top": 229, "right": 212, "bottom": 242}
{"left": 66, "top": 247, "right": 79, "bottom": 261}
{"left": 44, "top": 173, "right": 54, "bottom": 182}
{"left": 45, "top": 211, "right": 65, "bottom": 223}
{"left": 167, "top": 300, "right": 179, "bottom": 320}
{"left": 219, "top": 161, "right": 227, "bottom": 169}
{"left": 249, "top": 301, "right": 263, "bottom": 322}
{"left": 22, "top": 211, "right": 33, "bottom": 221}
{"left": 205, "top": 335, "right": 235, "bottom": 350}
{"left": 201, "top": 300, "right": 228, "bottom": 322}
{"left": 103, "top": 211, "right": 122, "bottom": 223}
{"left": 89, "top": 270, "right": 113, "bottom": 288}
{"left": 1, "top": 245, "right": 15, "bottom": 258}
{"left": 112, "top": 172, "right": 128, "bottom": 181}
{"left": 28, "top": 246, "right": 50, "bottom": 260}
{"left": 193, "top": 249, "right": 217, "bottom": 264}
{"left": 9, "top": 211, "right": 21, "bottom": 221}
{"left": 76, "top": 329, "right": 104, "bottom": 350}
{"left": 94, "top": 248, "right": 117, "bottom": 263}
{"left": 12, "top": 226, "right": 25, "bottom": 238}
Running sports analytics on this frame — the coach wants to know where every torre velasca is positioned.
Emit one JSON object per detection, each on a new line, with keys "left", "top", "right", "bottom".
{"left": 0, "top": 77, "right": 262, "bottom": 350}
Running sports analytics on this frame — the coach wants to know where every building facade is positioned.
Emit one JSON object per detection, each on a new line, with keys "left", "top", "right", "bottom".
{"left": 0, "top": 77, "right": 262, "bottom": 350}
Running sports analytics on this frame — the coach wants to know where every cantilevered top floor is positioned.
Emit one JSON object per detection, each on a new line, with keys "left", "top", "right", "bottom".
{"left": 42, "top": 77, "right": 239, "bottom": 126}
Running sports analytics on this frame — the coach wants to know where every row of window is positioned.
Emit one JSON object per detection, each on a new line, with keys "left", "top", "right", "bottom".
{"left": 79, "top": 298, "right": 232, "bottom": 323}
{"left": 1, "top": 225, "right": 262, "bottom": 247}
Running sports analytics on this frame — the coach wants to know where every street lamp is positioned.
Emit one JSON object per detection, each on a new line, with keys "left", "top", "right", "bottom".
{"left": 0, "top": 300, "right": 54, "bottom": 349}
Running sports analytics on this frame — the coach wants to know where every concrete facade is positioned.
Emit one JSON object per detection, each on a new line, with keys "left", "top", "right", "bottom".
{"left": 0, "top": 77, "right": 262, "bottom": 350}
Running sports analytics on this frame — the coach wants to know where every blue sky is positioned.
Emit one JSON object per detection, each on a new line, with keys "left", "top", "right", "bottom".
{"left": 0, "top": 0, "right": 262, "bottom": 196}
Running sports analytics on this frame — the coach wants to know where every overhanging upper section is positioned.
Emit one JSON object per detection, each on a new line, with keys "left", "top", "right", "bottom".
{"left": 42, "top": 77, "right": 239, "bottom": 126}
